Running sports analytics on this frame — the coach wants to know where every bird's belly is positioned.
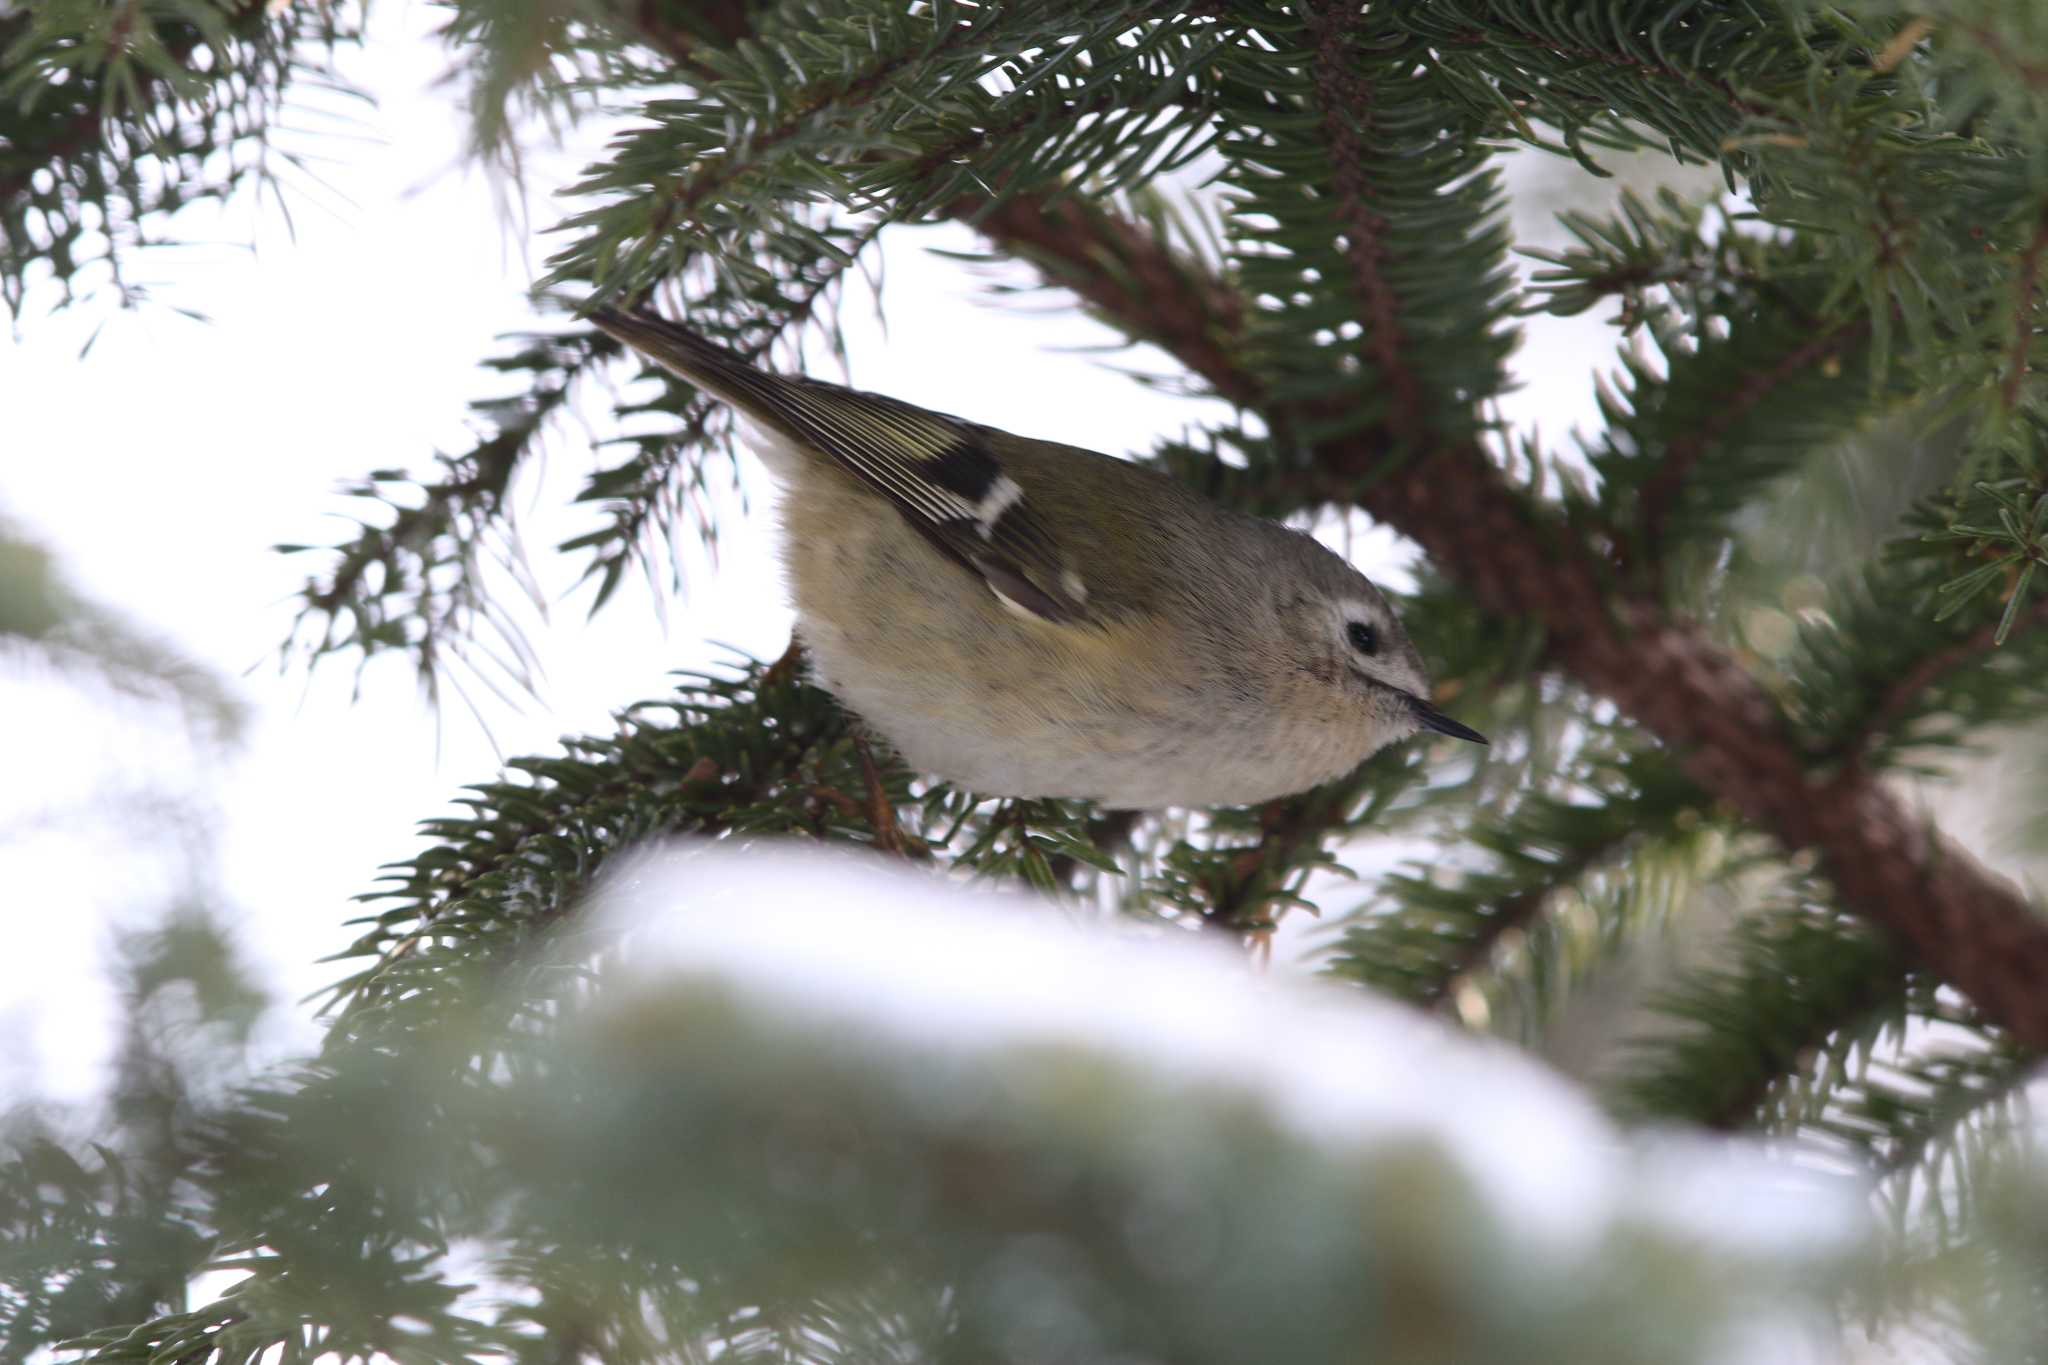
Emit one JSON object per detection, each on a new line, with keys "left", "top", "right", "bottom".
{"left": 803, "top": 631, "right": 1357, "bottom": 808}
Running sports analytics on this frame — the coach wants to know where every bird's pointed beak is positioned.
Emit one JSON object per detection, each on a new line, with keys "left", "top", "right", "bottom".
{"left": 1409, "top": 695, "right": 1488, "bottom": 745}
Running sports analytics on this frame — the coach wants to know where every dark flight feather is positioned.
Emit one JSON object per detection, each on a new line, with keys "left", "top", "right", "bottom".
{"left": 588, "top": 307, "right": 1088, "bottom": 624}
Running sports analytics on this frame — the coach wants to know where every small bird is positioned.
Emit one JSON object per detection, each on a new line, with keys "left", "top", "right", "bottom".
{"left": 589, "top": 307, "right": 1485, "bottom": 809}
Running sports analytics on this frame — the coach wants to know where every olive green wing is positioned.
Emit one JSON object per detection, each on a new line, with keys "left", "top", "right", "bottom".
{"left": 589, "top": 307, "right": 1088, "bottom": 624}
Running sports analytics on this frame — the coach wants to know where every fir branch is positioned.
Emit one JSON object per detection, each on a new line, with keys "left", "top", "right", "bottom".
{"left": 328, "top": 2, "right": 2048, "bottom": 1047}
{"left": 1429, "top": 12, "right": 1777, "bottom": 124}
{"left": 324, "top": 656, "right": 858, "bottom": 1032}
{"left": 325, "top": 657, "right": 1150, "bottom": 1029}
{"left": 965, "top": 142, "right": 2048, "bottom": 1051}
{"left": 1328, "top": 746, "right": 1702, "bottom": 1014}
{"left": 1959, "top": 18, "right": 2048, "bottom": 93}
{"left": 963, "top": 192, "right": 1258, "bottom": 407}
{"left": 1859, "top": 1029, "right": 2035, "bottom": 1183}
{"left": 550, "top": 2, "right": 1212, "bottom": 300}
{"left": 1530, "top": 192, "right": 1892, "bottom": 576}
{"left": 618, "top": 0, "right": 758, "bottom": 67}
{"left": 1209, "top": 6, "right": 1515, "bottom": 447}
{"left": 1405, "top": 494, "right": 2048, "bottom": 1051}
{"left": 1635, "top": 319, "right": 1869, "bottom": 572}
{"left": 1304, "top": 0, "right": 1426, "bottom": 446}
{"left": 2005, "top": 205, "right": 2048, "bottom": 408}
{"left": 1794, "top": 486, "right": 2048, "bottom": 776}
{"left": 631, "top": 18, "right": 977, "bottom": 260}
{"left": 284, "top": 329, "right": 607, "bottom": 688}
{"left": 1401, "top": 2, "right": 1823, "bottom": 164}
{"left": 1200, "top": 791, "right": 1339, "bottom": 937}
{"left": 1838, "top": 592, "right": 2048, "bottom": 774}
{"left": 1042, "top": 807, "right": 1143, "bottom": 892}
{"left": 1613, "top": 891, "right": 1917, "bottom": 1132}
{"left": 0, "top": 0, "right": 357, "bottom": 314}
{"left": 1415, "top": 839, "right": 1612, "bottom": 1012}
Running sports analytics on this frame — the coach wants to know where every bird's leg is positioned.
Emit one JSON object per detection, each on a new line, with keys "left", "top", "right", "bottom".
{"left": 762, "top": 634, "right": 806, "bottom": 689}
{"left": 855, "top": 735, "right": 913, "bottom": 859}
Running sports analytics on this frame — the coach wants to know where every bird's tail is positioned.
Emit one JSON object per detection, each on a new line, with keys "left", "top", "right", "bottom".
{"left": 586, "top": 306, "right": 787, "bottom": 424}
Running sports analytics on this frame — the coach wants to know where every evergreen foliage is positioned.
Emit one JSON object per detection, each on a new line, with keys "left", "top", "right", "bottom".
{"left": 8, "top": 1, "right": 2048, "bottom": 1360}
{"left": 0, "top": 0, "right": 357, "bottom": 315}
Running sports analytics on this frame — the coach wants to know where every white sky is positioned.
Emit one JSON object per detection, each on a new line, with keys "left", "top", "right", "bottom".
{"left": 0, "top": 4, "right": 1635, "bottom": 1105}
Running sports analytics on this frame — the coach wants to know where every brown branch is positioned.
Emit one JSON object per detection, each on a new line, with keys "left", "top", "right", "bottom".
{"left": 1380, "top": 465, "right": 2048, "bottom": 1048}
{"left": 966, "top": 199, "right": 2048, "bottom": 1053}
{"left": 1635, "top": 319, "right": 1867, "bottom": 568}
{"left": 2004, "top": 208, "right": 2048, "bottom": 409}
{"left": 1304, "top": 1, "right": 1427, "bottom": 447}
{"left": 961, "top": 194, "right": 1257, "bottom": 407}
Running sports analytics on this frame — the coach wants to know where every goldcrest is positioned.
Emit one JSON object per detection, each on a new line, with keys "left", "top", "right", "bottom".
{"left": 590, "top": 307, "right": 1485, "bottom": 808}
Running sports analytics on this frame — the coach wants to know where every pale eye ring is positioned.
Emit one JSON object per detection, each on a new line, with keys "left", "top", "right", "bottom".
{"left": 1346, "top": 621, "right": 1378, "bottom": 656}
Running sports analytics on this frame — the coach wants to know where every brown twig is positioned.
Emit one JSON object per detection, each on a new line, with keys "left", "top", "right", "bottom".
{"left": 1305, "top": 0, "right": 1426, "bottom": 447}
{"left": 2004, "top": 208, "right": 2048, "bottom": 409}
{"left": 1203, "top": 795, "right": 1329, "bottom": 938}
{"left": 853, "top": 737, "right": 911, "bottom": 859}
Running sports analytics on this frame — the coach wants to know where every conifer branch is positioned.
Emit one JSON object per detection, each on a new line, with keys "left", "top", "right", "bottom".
{"left": 1868, "top": 1034, "right": 2035, "bottom": 1179}
{"left": 1701, "top": 975, "right": 1913, "bottom": 1134}
{"left": 960, "top": 193, "right": 1258, "bottom": 407}
{"left": 1305, "top": 0, "right": 1426, "bottom": 446}
{"left": 542, "top": 1, "right": 2048, "bottom": 1042}
{"left": 620, "top": 0, "right": 759, "bottom": 77}
{"left": 965, "top": 193, "right": 2048, "bottom": 1051}
{"left": 1611, "top": 888, "right": 1925, "bottom": 1134}
{"left": 1960, "top": 21, "right": 2048, "bottom": 92}
{"left": 1393, "top": 480, "right": 2048, "bottom": 1049}
{"left": 1410, "top": 841, "right": 1613, "bottom": 1011}
{"left": 1840, "top": 591, "right": 2048, "bottom": 772}
{"left": 0, "top": 0, "right": 341, "bottom": 311}
{"left": 1636, "top": 319, "right": 1868, "bottom": 570}
{"left": 1201, "top": 794, "right": 1328, "bottom": 935}
{"left": 1330, "top": 748, "right": 1697, "bottom": 1010}
{"left": 2004, "top": 206, "right": 2048, "bottom": 408}
{"left": 1433, "top": 20, "right": 1774, "bottom": 121}
{"left": 0, "top": 3, "right": 261, "bottom": 204}
{"left": 631, "top": 19, "right": 980, "bottom": 253}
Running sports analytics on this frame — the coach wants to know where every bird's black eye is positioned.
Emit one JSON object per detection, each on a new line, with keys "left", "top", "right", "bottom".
{"left": 1346, "top": 621, "right": 1378, "bottom": 655}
